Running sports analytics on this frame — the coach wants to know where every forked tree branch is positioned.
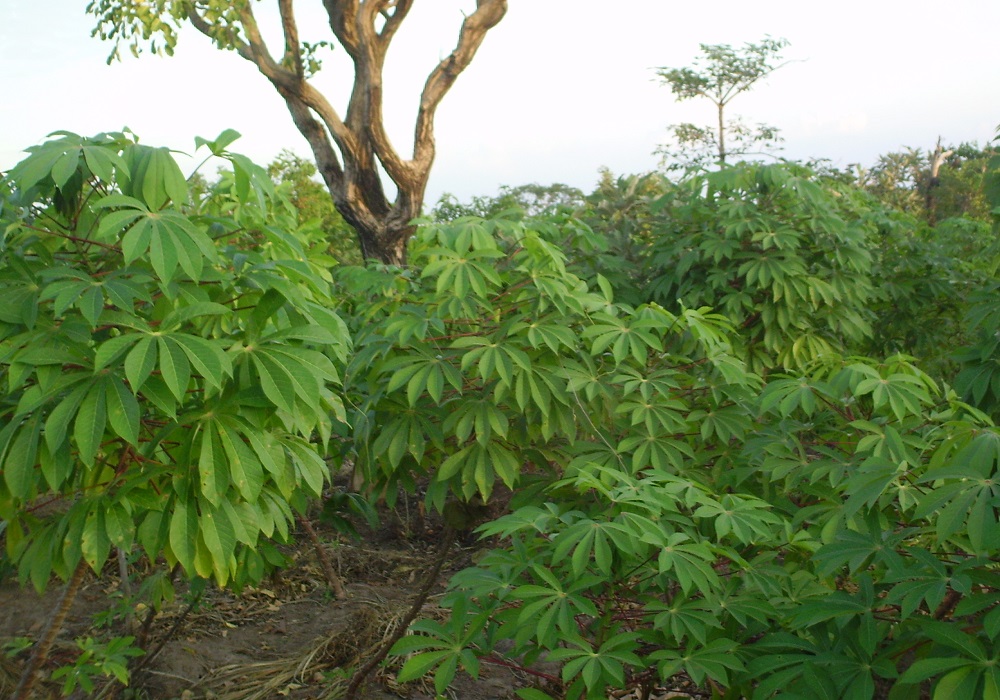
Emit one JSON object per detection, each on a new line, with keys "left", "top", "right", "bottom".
{"left": 184, "top": 1, "right": 506, "bottom": 263}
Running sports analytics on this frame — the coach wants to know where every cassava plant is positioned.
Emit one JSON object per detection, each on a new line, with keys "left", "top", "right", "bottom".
{"left": 356, "top": 215, "right": 1000, "bottom": 699}
{"left": 0, "top": 130, "right": 350, "bottom": 695}
{"left": 642, "top": 162, "right": 876, "bottom": 371}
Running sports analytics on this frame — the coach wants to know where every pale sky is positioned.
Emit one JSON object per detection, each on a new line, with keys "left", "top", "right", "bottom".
{"left": 1, "top": 1, "right": 997, "bottom": 203}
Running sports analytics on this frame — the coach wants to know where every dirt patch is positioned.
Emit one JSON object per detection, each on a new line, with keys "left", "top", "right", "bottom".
{"left": 0, "top": 517, "right": 529, "bottom": 700}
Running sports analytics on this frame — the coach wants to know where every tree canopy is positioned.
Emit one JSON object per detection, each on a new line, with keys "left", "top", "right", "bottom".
{"left": 656, "top": 37, "right": 789, "bottom": 169}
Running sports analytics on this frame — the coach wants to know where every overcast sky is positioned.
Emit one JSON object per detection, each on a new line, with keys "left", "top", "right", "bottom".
{"left": 1, "top": 1, "right": 997, "bottom": 203}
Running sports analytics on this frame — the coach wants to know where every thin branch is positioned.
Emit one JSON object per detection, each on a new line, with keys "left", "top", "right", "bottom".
{"left": 411, "top": 0, "right": 508, "bottom": 169}
{"left": 278, "top": 0, "right": 304, "bottom": 79}
{"left": 344, "top": 527, "right": 457, "bottom": 698}
{"left": 13, "top": 559, "right": 89, "bottom": 700}
{"left": 298, "top": 514, "right": 348, "bottom": 599}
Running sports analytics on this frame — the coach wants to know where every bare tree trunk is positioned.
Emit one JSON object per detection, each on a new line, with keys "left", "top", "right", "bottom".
{"left": 925, "top": 136, "right": 954, "bottom": 225}
{"left": 182, "top": 1, "right": 508, "bottom": 265}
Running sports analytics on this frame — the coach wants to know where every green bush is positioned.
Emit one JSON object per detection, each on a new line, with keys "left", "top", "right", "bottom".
{"left": 0, "top": 130, "right": 350, "bottom": 593}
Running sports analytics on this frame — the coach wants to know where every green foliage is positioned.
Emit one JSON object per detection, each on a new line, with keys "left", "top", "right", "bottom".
{"left": 338, "top": 215, "right": 747, "bottom": 516}
{"left": 87, "top": 0, "right": 243, "bottom": 62}
{"left": 655, "top": 37, "right": 789, "bottom": 168}
{"left": 267, "top": 150, "right": 362, "bottom": 265}
{"left": 641, "top": 162, "right": 876, "bottom": 371}
{"left": 390, "top": 337, "right": 1000, "bottom": 698}
{"left": 954, "top": 282, "right": 1000, "bottom": 419}
{"left": 432, "top": 183, "right": 586, "bottom": 222}
{"left": 49, "top": 635, "right": 144, "bottom": 695}
{"left": 0, "top": 131, "right": 350, "bottom": 593}
{"left": 865, "top": 211, "right": 997, "bottom": 375}
{"left": 862, "top": 141, "right": 995, "bottom": 223}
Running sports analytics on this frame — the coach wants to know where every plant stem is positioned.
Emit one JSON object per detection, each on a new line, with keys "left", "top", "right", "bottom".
{"left": 13, "top": 558, "right": 89, "bottom": 700}
{"left": 298, "top": 514, "right": 348, "bottom": 599}
{"left": 344, "top": 527, "right": 456, "bottom": 699}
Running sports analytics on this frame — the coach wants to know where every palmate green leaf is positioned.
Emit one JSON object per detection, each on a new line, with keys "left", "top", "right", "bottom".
{"left": 550, "top": 633, "right": 643, "bottom": 691}
{"left": 121, "top": 217, "right": 153, "bottom": 264}
{"left": 372, "top": 411, "right": 436, "bottom": 468}
{"left": 250, "top": 351, "right": 296, "bottom": 413}
{"left": 95, "top": 207, "right": 145, "bottom": 242}
{"left": 855, "top": 372, "right": 931, "bottom": 421}
{"left": 396, "top": 649, "right": 454, "bottom": 685}
{"left": 103, "top": 503, "right": 134, "bottom": 550}
{"left": 42, "top": 381, "right": 90, "bottom": 452}
{"left": 105, "top": 376, "right": 140, "bottom": 445}
{"left": 923, "top": 620, "right": 989, "bottom": 661}
{"left": 195, "top": 128, "right": 242, "bottom": 156}
{"left": 616, "top": 395, "right": 687, "bottom": 433}
{"left": 257, "top": 346, "right": 325, "bottom": 410}
{"left": 126, "top": 145, "right": 188, "bottom": 209}
{"left": 649, "top": 638, "right": 745, "bottom": 687}
{"left": 281, "top": 435, "right": 328, "bottom": 497}
{"left": 42, "top": 277, "right": 90, "bottom": 317}
{"left": 582, "top": 315, "right": 662, "bottom": 365}
{"left": 124, "top": 335, "right": 157, "bottom": 392}
{"left": 649, "top": 597, "right": 724, "bottom": 646}
{"left": 229, "top": 152, "right": 276, "bottom": 211}
{"left": 692, "top": 494, "right": 781, "bottom": 543}
{"left": 81, "top": 505, "right": 111, "bottom": 572}
{"left": 94, "top": 333, "right": 142, "bottom": 371}
{"left": 157, "top": 336, "right": 191, "bottom": 402}
{"left": 657, "top": 536, "right": 719, "bottom": 594}
{"left": 266, "top": 345, "right": 340, "bottom": 385}
{"left": 149, "top": 219, "right": 180, "bottom": 282}
{"left": 159, "top": 302, "right": 232, "bottom": 332}
{"left": 120, "top": 209, "right": 216, "bottom": 283}
{"left": 168, "top": 497, "right": 197, "bottom": 574}
{"left": 932, "top": 667, "right": 980, "bottom": 700}
{"left": 171, "top": 333, "right": 232, "bottom": 391}
{"left": 618, "top": 430, "right": 694, "bottom": 473}
{"left": 552, "top": 518, "right": 637, "bottom": 577}
{"left": 513, "top": 318, "right": 578, "bottom": 353}
{"left": 136, "top": 512, "right": 168, "bottom": 574}
{"left": 884, "top": 549, "right": 954, "bottom": 619}
{"left": 22, "top": 525, "right": 55, "bottom": 593}
{"left": 82, "top": 140, "right": 128, "bottom": 181}
{"left": 199, "top": 503, "right": 237, "bottom": 584}
{"left": 514, "top": 577, "right": 600, "bottom": 649}
{"left": 214, "top": 420, "right": 265, "bottom": 502}
{"left": 74, "top": 380, "right": 108, "bottom": 466}
{"left": 2, "top": 417, "right": 41, "bottom": 499}
{"left": 899, "top": 656, "right": 976, "bottom": 685}
{"left": 139, "top": 376, "right": 178, "bottom": 418}
{"left": 759, "top": 376, "right": 830, "bottom": 417}
{"left": 453, "top": 336, "right": 532, "bottom": 387}
{"left": 219, "top": 498, "right": 255, "bottom": 547}
{"left": 196, "top": 421, "right": 228, "bottom": 507}
{"left": 7, "top": 137, "right": 77, "bottom": 191}
{"left": 421, "top": 246, "right": 504, "bottom": 298}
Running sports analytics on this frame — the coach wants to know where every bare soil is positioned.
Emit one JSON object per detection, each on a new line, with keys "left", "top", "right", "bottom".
{"left": 0, "top": 509, "right": 531, "bottom": 700}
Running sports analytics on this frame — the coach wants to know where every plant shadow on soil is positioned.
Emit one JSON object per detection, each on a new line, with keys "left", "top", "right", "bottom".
{"left": 0, "top": 498, "right": 531, "bottom": 700}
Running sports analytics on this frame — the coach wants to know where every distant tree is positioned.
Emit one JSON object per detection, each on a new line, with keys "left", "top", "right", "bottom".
{"left": 432, "top": 182, "right": 585, "bottom": 221}
{"left": 655, "top": 37, "right": 788, "bottom": 169}
{"left": 87, "top": 0, "right": 508, "bottom": 265}
{"left": 859, "top": 139, "right": 994, "bottom": 224}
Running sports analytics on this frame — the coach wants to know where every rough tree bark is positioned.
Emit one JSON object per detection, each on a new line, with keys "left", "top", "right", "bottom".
{"left": 173, "top": 1, "right": 508, "bottom": 264}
